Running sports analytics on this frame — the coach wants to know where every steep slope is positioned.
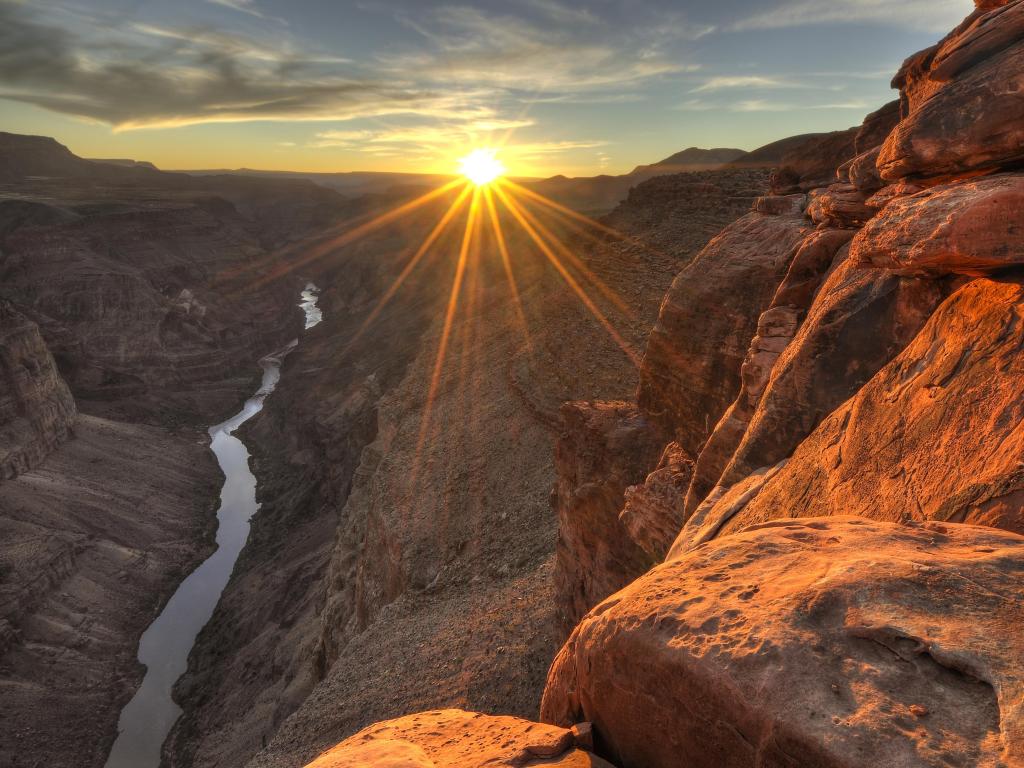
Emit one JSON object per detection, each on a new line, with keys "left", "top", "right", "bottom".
{"left": 0, "top": 302, "right": 76, "bottom": 480}
{"left": 163, "top": 168, "right": 769, "bottom": 768}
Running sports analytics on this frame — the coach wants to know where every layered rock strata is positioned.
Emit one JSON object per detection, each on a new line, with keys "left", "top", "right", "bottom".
{"left": 0, "top": 302, "right": 76, "bottom": 480}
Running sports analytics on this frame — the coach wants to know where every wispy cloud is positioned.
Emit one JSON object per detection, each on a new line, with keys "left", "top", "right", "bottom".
{"left": 383, "top": 3, "right": 702, "bottom": 91}
{"left": 0, "top": 3, "right": 489, "bottom": 129}
{"left": 207, "top": 0, "right": 267, "bottom": 20}
{"left": 731, "top": 0, "right": 972, "bottom": 32}
{"left": 691, "top": 75, "right": 805, "bottom": 93}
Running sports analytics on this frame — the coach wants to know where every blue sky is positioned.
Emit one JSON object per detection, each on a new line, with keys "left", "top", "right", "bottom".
{"left": 0, "top": 0, "right": 975, "bottom": 175}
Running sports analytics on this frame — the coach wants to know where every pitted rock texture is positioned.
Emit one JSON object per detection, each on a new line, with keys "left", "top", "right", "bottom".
{"left": 543, "top": 517, "right": 1024, "bottom": 768}
{"left": 0, "top": 302, "right": 76, "bottom": 480}
{"left": 852, "top": 174, "right": 1024, "bottom": 276}
{"left": 879, "top": 1, "right": 1024, "bottom": 180}
{"left": 303, "top": 710, "right": 614, "bottom": 768}
{"left": 637, "top": 207, "right": 809, "bottom": 456}
{"left": 694, "top": 277, "right": 1024, "bottom": 545}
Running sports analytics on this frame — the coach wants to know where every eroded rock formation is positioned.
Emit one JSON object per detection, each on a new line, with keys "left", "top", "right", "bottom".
{"left": 303, "top": 709, "right": 612, "bottom": 768}
{"left": 543, "top": 518, "right": 1024, "bottom": 768}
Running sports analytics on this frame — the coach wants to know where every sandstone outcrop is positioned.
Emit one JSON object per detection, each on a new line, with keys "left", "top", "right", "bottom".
{"left": 688, "top": 277, "right": 1024, "bottom": 544}
{"left": 879, "top": 1, "right": 1024, "bottom": 180}
{"left": 304, "top": 710, "right": 613, "bottom": 768}
{"left": 543, "top": 517, "right": 1024, "bottom": 768}
{"left": 619, "top": 442, "right": 692, "bottom": 562}
{"left": 637, "top": 207, "right": 808, "bottom": 455}
{"left": 0, "top": 301, "right": 76, "bottom": 480}
{"left": 683, "top": 229, "right": 853, "bottom": 514}
{"left": 852, "top": 174, "right": 1024, "bottom": 276}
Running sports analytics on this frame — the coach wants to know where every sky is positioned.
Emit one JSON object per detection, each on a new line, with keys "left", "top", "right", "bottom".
{"left": 0, "top": 0, "right": 976, "bottom": 177}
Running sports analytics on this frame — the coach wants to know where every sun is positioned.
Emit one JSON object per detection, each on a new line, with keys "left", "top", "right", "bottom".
{"left": 458, "top": 148, "right": 505, "bottom": 186}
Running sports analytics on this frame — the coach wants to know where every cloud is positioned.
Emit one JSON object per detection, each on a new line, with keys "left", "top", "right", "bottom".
{"left": 206, "top": 0, "right": 273, "bottom": 21}
{"left": 0, "top": 2, "right": 485, "bottom": 129}
{"left": 690, "top": 75, "right": 805, "bottom": 93}
{"left": 730, "top": 99, "right": 868, "bottom": 112}
{"left": 312, "top": 120, "right": 606, "bottom": 164}
{"left": 383, "top": 3, "right": 701, "bottom": 91}
{"left": 731, "top": 0, "right": 973, "bottom": 32}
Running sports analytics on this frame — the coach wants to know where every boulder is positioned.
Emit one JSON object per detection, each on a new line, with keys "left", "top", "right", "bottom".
{"left": 552, "top": 402, "right": 664, "bottom": 633}
{"left": 879, "top": 2, "right": 1024, "bottom": 179}
{"left": 542, "top": 517, "right": 1024, "bottom": 768}
{"left": 806, "top": 184, "right": 875, "bottom": 229}
{"left": 852, "top": 173, "right": 1024, "bottom": 276}
{"left": 701, "top": 277, "right": 1024, "bottom": 543}
{"left": 846, "top": 146, "right": 885, "bottom": 193}
{"left": 637, "top": 210, "right": 808, "bottom": 456}
{"left": 304, "top": 709, "right": 614, "bottom": 768}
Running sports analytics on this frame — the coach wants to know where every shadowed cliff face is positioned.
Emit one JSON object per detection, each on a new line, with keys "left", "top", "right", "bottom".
{"left": 0, "top": 133, "right": 355, "bottom": 427}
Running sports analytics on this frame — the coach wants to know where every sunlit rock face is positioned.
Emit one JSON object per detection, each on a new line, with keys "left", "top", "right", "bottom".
{"left": 852, "top": 174, "right": 1024, "bottom": 276}
{"left": 544, "top": 517, "right": 1024, "bottom": 768}
{"left": 684, "top": 277, "right": 1024, "bottom": 549}
{"left": 303, "top": 709, "right": 614, "bottom": 768}
{"left": 636, "top": 207, "right": 809, "bottom": 457}
{"left": 0, "top": 301, "right": 76, "bottom": 481}
{"left": 879, "top": 1, "right": 1024, "bottom": 180}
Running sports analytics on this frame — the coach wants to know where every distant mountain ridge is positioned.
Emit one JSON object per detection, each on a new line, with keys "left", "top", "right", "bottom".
{"left": 631, "top": 147, "right": 747, "bottom": 175}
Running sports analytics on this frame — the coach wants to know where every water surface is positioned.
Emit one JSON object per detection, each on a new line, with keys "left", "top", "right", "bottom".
{"left": 105, "top": 287, "right": 320, "bottom": 767}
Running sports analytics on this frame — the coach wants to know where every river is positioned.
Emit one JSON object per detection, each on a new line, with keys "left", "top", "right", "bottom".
{"left": 104, "top": 285, "right": 321, "bottom": 768}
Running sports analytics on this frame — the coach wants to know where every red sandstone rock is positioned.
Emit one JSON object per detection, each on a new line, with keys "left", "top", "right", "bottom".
{"left": 637, "top": 209, "right": 808, "bottom": 456}
{"left": 543, "top": 518, "right": 1024, "bottom": 768}
{"left": 852, "top": 174, "right": 1024, "bottom": 276}
{"left": 694, "top": 277, "right": 1024, "bottom": 543}
{"left": 305, "top": 709, "right": 614, "bottom": 768}
{"left": 552, "top": 402, "right": 664, "bottom": 633}
{"left": 806, "top": 184, "right": 875, "bottom": 229}
{"left": 706, "top": 251, "right": 943, "bottom": 508}
{"left": 771, "top": 129, "right": 859, "bottom": 193}
{"left": 854, "top": 99, "right": 901, "bottom": 154}
{"left": 683, "top": 229, "right": 853, "bottom": 514}
{"left": 619, "top": 442, "right": 693, "bottom": 561}
{"left": 880, "top": 2, "right": 1024, "bottom": 179}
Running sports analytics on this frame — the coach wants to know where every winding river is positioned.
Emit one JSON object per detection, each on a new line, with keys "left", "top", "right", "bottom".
{"left": 104, "top": 285, "right": 321, "bottom": 768}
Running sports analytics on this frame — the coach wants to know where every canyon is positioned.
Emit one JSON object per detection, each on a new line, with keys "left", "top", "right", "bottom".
{"left": 1, "top": 1, "right": 1023, "bottom": 766}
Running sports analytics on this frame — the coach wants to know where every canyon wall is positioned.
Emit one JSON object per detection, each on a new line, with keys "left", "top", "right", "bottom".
{"left": 0, "top": 136, "right": 351, "bottom": 767}
{"left": 0, "top": 301, "right": 76, "bottom": 480}
{"left": 164, "top": 170, "right": 769, "bottom": 768}
{"left": 300, "top": 3, "right": 1024, "bottom": 766}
